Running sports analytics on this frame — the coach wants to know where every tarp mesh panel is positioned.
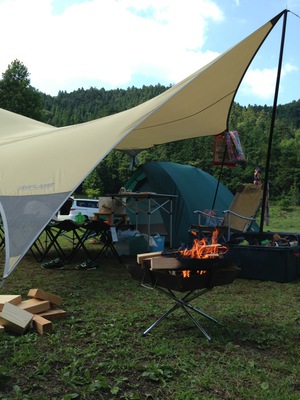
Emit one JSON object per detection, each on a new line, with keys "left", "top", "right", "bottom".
{"left": 0, "top": 193, "right": 69, "bottom": 281}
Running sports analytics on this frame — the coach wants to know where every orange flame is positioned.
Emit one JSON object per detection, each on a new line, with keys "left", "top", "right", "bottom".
{"left": 181, "top": 269, "right": 207, "bottom": 278}
{"left": 180, "top": 229, "right": 228, "bottom": 259}
{"left": 182, "top": 270, "right": 190, "bottom": 278}
{"left": 178, "top": 229, "right": 228, "bottom": 278}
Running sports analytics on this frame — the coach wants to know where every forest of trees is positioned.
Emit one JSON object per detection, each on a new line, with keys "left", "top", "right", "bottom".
{"left": 1, "top": 60, "right": 299, "bottom": 205}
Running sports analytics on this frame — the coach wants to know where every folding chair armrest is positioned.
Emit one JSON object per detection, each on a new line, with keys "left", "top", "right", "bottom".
{"left": 222, "top": 210, "right": 255, "bottom": 221}
{"left": 193, "top": 210, "right": 223, "bottom": 226}
{"left": 193, "top": 210, "right": 211, "bottom": 216}
{"left": 222, "top": 210, "right": 256, "bottom": 241}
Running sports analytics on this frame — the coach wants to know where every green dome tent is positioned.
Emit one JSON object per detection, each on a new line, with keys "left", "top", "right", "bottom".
{"left": 124, "top": 162, "right": 234, "bottom": 247}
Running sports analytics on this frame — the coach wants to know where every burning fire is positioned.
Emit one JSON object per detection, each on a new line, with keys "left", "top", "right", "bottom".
{"left": 182, "top": 270, "right": 206, "bottom": 278}
{"left": 180, "top": 229, "right": 228, "bottom": 259}
{"left": 179, "top": 229, "right": 228, "bottom": 278}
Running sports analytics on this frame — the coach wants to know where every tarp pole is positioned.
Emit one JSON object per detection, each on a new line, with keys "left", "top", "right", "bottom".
{"left": 259, "top": 10, "right": 288, "bottom": 232}
{"left": 211, "top": 142, "right": 227, "bottom": 210}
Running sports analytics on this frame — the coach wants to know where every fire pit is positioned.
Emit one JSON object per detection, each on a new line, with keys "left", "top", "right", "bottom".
{"left": 130, "top": 255, "right": 238, "bottom": 292}
{"left": 128, "top": 234, "right": 240, "bottom": 340}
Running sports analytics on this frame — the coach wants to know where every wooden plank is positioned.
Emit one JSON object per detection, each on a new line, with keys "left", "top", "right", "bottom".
{"left": 27, "top": 289, "right": 63, "bottom": 306}
{"left": 17, "top": 299, "right": 50, "bottom": 314}
{"left": 32, "top": 315, "right": 52, "bottom": 335}
{"left": 0, "top": 295, "right": 22, "bottom": 311}
{"left": 147, "top": 256, "right": 183, "bottom": 270}
{"left": 38, "top": 307, "right": 67, "bottom": 321}
{"left": 0, "top": 302, "right": 33, "bottom": 334}
{"left": 137, "top": 251, "right": 162, "bottom": 264}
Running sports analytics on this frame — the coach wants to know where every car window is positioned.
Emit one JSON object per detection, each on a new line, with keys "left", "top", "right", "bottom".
{"left": 76, "top": 200, "right": 98, "bottom": 208}
{"left": 88, "top": 202, "right": 98, "bottom": 208}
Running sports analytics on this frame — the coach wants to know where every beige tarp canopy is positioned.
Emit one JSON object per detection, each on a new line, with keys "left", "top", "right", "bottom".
{"left": 0, "top": 11, "right": 284, "bottom": 285}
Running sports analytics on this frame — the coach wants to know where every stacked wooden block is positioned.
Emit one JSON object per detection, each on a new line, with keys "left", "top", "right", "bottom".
{"left": 0, "top": 289, "right": 67, "bottom": 335}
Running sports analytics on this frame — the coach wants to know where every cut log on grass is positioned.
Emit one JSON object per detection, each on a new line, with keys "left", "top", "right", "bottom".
{"left": 0, "top": 302, "right": 32, "bottom": 334}
{"left": 17, "top": 298, "right": 50, "bottom": 314}
{"left": 0, "top": 294, "right": 22, "bottom": 311}
{"left": 27, "top": 289, "right": 63, "bottom": 306}
{"left": 0, "top": 290, "right": 66, "bottom": 335}
{"left": 32, "top": 315, "right": 52, "bottom": 335}
{"left": 38, "top": 306, "right": 67, "bottom": 321}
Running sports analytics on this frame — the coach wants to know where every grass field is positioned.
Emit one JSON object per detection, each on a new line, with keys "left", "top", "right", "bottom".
{"left": 265, "top": 205, "right": 300, "bottom": 233}
{"left": 0, "top": 205, "right": 299, "bottom": 399}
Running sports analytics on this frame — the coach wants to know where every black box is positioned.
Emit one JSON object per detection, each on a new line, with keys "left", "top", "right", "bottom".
{"left": 226, "top": 232, "right": 300, "bottom": 282}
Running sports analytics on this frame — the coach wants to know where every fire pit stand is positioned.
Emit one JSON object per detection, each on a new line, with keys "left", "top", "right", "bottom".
{"left": 128, "top": 251, "right": 239, "bottom": 341}
{"left": 142, "top": 286, "right": 220, "bottom": 341}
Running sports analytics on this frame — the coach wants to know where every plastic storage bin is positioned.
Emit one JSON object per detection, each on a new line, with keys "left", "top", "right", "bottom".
{"left": 150, "top": 234, "right": 165, "bottom": 252}
{"left": 226, "top": 232, "right": 300, "bottom": 282}
{"left": 128, "top": 234, "right": 149, "bottom": 255}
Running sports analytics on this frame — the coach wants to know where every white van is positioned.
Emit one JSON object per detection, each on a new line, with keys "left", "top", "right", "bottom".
{"left": 56, "top": 198, "right": 99, "bottom": 221}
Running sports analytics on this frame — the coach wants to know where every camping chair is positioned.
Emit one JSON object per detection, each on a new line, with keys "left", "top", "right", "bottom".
{"left": 192, "top": 184, "right": 264, "bottom": 242}
{"left": 31, "top": 219, "right": 89, "bottom": 263}
{"left": 81, "top": 219, "right": 123, "bottom": 263}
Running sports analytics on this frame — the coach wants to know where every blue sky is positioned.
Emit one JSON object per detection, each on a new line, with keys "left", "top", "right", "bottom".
{"left": 0, "top": 0, "right": 300, "bottom": 105}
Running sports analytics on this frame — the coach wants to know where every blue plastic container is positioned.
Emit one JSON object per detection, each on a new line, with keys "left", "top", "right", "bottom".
{"left": 150, "top": 234, "right": 165, "bottom": 252}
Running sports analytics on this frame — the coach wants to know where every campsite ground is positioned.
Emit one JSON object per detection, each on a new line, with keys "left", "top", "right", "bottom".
{"left": 0, "top": 206, "right": 299, "bottom": 399}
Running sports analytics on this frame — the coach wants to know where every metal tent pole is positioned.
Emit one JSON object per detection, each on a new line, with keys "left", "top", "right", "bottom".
{"left": 259, "top": 9, "right": 288, "bottom": 232}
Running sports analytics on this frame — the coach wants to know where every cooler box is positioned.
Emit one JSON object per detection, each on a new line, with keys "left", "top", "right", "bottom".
{"left": 226, "top": 232, "right": 300, "bottom": 282}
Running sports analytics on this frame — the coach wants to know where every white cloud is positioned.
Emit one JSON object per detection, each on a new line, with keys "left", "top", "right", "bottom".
{"left": 242, "top": 68, "right": 278, "bottom": 99}
{"left": 239, "top": 62, "right": 298, "bottom": 101}
{"left": 0, "top": 0, "right": 224, "bottom": 95}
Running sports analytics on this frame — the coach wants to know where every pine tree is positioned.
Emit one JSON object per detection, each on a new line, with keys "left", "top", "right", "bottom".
{"left": 0, "top": 59, "right": 42, "bottom": 120}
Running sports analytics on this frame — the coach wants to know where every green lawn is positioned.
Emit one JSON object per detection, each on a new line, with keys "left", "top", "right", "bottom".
{"left": 264, "top": 205, "right": 300, "bottom": 233}
{"left": 0, "top": 206, "right": 299, "bottom": 399}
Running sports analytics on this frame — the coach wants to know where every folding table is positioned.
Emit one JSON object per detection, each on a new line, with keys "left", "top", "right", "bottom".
{"left": 109, "top": 192, "right": 177, "bottom": 249}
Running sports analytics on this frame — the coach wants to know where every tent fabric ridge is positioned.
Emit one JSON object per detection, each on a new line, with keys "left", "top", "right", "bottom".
{"left": 135, "top": 90, "right": 237, "bottom": 131}
{"left": 130, "top": 11, "right": 286, "bottom": 135}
